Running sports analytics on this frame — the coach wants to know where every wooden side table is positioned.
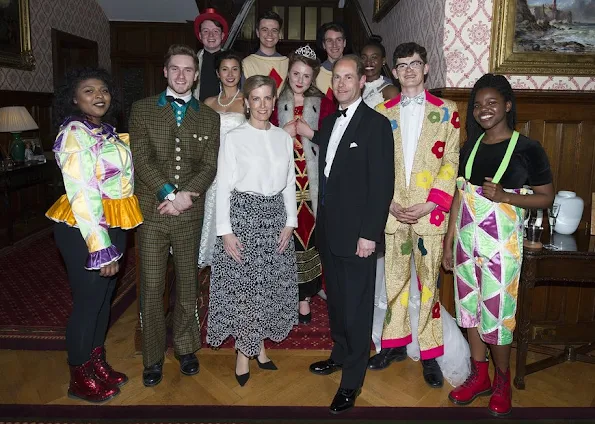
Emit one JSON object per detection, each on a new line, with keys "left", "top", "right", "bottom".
{"left": 514, "top": 231, "right": 595, "bottom": 389}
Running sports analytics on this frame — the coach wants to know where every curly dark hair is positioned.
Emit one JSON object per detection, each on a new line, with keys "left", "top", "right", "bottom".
{"left": 53, "top": 67, "right": 120, "bottom": 128}
{"left": 465, "top": 73, "right": 516, "bottom": 145}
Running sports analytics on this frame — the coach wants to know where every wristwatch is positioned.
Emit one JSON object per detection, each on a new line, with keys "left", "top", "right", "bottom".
{"left": 166, "top": 189, "right": 178, "bottom": 201}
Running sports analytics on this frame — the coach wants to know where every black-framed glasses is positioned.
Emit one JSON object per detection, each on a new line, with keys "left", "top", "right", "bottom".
{"left": 395, "top": 60, "right": 424, "bottom": 71}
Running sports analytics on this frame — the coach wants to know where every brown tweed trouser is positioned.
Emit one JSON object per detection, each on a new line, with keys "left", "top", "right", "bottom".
{"left": 139, "top": 217, "right": 202, "bottom": 367}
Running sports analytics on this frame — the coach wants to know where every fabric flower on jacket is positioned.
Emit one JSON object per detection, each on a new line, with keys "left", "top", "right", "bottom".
{"left": 431, "top": 140, "right": 446, "bottom": 159}
{"left": 416, "top": 170, "right": 434, "bottom": 190}
{"left": 451, "top": 111, "right": 460, "bottom": 129}
{"left": 429, "top": 208, "right": 446, "bottom": 227}
{"left": 437, "top": 163, "right": 455, "bottom": 181}
{"left": 432, "top": 302, "right": 441, "bottom": 318}
{"left": 428, "top": 111, "right": 441, "bottom": 123}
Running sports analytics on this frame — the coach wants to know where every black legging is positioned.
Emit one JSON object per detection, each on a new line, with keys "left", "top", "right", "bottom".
{"left": 54, "top": 223, "right": 127, "bottom": 366}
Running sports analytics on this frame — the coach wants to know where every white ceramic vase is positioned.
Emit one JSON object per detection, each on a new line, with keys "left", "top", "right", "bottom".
{"left": 553, "top": 191, "right": 584, "bottom": 235}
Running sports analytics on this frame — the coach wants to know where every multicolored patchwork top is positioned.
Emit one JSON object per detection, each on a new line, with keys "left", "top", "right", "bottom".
{"left": 376, "top": 91, "right": 460, "bottom": 236}
{"left": 46, "top": 117, "right": 143, "bottom": 270}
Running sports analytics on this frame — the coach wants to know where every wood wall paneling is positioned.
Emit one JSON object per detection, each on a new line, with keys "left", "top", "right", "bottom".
{"left": 432, "top": 88, "right": 595, "bottom": 333}
{"left": 110, "top": 22, "right": 197, "bottom": 131}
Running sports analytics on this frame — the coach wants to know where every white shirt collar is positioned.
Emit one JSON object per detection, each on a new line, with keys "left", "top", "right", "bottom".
{"left": 166, "top": 87, "right": 193, "bottom": 104}
{"left": 338, "top": 97, "right": 362, "bottom": 120}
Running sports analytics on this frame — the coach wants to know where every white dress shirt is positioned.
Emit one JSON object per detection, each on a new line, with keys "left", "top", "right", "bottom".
{"left": 216, "top": 122, "right": 298, "bottom": 236}
{"left": 400, "top": 98, "right": 425, "bottom": 186}
{"left": 324, "top": 97, "right": 363, "bottom": 178}
{"left": 165, "top": 87, "right": 193, "bottom": 103}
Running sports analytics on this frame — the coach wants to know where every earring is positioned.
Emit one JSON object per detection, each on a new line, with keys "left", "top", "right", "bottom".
{"left": 219, "top": 81, "right": 222, "bottom": 93}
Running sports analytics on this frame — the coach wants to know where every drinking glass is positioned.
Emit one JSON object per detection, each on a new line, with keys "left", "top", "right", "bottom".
{"left": 544, "top": 203, "right": 560, "bottom": 250}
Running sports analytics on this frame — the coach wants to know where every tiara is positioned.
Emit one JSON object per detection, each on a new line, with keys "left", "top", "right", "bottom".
{"left": 295, "top": 45, "right": 317, "bottom": 60}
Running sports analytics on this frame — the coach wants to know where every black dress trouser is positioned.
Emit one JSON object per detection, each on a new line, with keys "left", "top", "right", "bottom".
{"left": 318, "top": 207, "right": 377, "bottom": 390}
{"left": 54, "top": 223, "right": 127, "bottom": 365}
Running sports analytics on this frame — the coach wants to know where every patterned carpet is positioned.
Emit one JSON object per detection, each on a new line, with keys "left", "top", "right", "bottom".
{"left": 0, "top": 229, "right": 137, "bottom": 350}
{"left": 1, "top": 404, "right": 593, "bottom": 424}
{"left": 199, "top": 290, "right": 333, "bottom": 351}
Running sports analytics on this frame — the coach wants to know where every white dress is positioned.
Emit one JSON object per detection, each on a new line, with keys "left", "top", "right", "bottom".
{"left": 362, "top": 77, "right": 390, "bottom": 110}
{"left": 198, "top": 111, "right": 246, "bottom": 268}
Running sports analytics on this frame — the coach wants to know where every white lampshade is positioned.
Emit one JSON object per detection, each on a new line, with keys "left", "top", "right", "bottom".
{"left": 0, "top": 106, "right": 39, "bottom": 133}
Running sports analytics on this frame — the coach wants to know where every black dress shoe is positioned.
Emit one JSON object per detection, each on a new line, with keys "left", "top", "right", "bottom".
{"left": 422, "top": 358, "right": 444, "bottom": 388}
{"left": 143, "top": 361, "right": 163, "bottom": 387}
{"left": 367, "top": 347, "right": 407, "bottom": 370}
{"left": 298, "top": 312, "right": 312, "bottom": 324}
{"left": 256, "top": 357, "right": 278, "bottom": 370}
{"left": 178, "top": 353, "right": 199, "bottom": 376}
{"left": 309, "top": 358, "right": 342, "bottom": 375}
{"left": 235, "top": 371, "right": 250, "bottom": 386}
{"left": 329, "top": 387, "right": 361, "bottom": 414}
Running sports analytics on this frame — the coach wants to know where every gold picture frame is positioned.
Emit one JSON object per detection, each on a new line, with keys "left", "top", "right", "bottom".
{"left": 490, "top": 0, "right": 595, "bottom": 76}
{"left": 373, "top": 0, "right": 401, "bottom": 23}
{"left": 0, "top": 0, "right": 35, "bottom": 70}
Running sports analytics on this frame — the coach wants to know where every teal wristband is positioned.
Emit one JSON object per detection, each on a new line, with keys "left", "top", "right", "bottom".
{"left": 157, "top": 183, "right": 176, "bottom": 202}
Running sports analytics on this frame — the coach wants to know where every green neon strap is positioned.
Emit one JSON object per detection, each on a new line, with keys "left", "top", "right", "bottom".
{"left": 465, "top": 130, "right": 520, "bottom": 185}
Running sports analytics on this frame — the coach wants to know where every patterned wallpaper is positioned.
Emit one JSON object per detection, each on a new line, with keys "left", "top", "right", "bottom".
{"left": 444, "top": 0, "right": 595, "bottom": 90}
{"left": 0, "top": 0, "right": 110, "bottom": 93}
{"left": 358, "top": 0, "right": 447, "bottom": 90}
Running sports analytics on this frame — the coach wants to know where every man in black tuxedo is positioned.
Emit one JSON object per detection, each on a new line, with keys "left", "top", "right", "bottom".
{"left": 297, "top": 54, "right": 394, "bottom": 414}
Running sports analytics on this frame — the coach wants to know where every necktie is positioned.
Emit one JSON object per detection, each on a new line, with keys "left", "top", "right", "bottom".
{"left": 335, "top": 108, "right": 348, "bottom": 118}
{"left": 166, "top": 95, "right": 186, "bottom": 105}
{"left": 401, "top": 93, "right": 424, "bottom": 107}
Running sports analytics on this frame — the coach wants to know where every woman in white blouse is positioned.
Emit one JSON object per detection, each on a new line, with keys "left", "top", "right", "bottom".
{"left": 207, "top": 75, "right": 298, "bottom": 387}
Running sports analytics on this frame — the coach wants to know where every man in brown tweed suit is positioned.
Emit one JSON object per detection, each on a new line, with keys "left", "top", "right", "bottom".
{"left": 130, "top": 44, "right": 220, "bottom": 387}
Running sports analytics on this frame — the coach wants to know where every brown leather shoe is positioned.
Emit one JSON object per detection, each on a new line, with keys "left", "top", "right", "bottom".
{"left": 68, "top": 360, "right": 120, "bottom": 403}
{"left": 91, "top": 346, "right": 128, "bottom": 387}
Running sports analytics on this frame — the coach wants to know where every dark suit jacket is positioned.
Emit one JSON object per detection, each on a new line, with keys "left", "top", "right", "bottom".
{"left": 313, "top": 100, "right": 394, "bottom": 257}
{"left": 129, "top": 95, "right": 220, "bottom": 222}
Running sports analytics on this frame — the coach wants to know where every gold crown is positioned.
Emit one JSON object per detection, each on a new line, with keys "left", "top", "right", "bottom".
{"left": 294, "top": 45, "right": 317, "bottom": 60}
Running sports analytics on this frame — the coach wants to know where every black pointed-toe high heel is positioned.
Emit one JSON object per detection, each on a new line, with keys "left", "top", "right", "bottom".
{"left": 256, "top": 357, "right": 278, "bottom": 370}
{"left": 235, "top": 371, "right": 250, "bottom": 386}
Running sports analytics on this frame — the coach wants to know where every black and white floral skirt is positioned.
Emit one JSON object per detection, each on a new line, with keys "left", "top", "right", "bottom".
{"left": 207, "top": 190, "right": 298, "bottom": 357}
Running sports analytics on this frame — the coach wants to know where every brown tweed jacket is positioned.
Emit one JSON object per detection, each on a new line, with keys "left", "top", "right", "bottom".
{"left": 129, "top": 94, "right": 220, "bottom": 222}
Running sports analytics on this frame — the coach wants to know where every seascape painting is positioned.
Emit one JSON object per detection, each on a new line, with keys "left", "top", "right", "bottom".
{"left": 515, "top": 0, "right": 595, "bottom": 53}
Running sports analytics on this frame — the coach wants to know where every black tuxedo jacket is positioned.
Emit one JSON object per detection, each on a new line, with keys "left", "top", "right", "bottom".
{"left": 313, "top": 100, "right": 394, "bottom": 257}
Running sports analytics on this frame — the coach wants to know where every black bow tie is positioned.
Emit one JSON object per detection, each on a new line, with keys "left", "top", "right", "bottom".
{"left": 166, "top": 95, "right": 186, "bottom": 105}
{"left": 336, "top": 108, "right": 348, "bottom": 118}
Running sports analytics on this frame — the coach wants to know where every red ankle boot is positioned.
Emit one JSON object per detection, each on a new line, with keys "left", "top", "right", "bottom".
{"left": 448, "top": 358, "right": 492, "bottom": 405}
{"left": 91, "top": 346, "right": 128, "bottom": 387}
{"left": 489, "top": 367, "right": 512, "bottom": 416}
{"left": 68, "top": 359, "right": 120, "bottom": 403}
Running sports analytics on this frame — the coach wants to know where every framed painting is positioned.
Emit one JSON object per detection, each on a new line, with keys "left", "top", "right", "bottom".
{"left": 490, "top": 0, "right": 595, "bottom": 75}
{"left": 0, "top": 0, "right": 35, "bottom": 70}
{"left": 373, "top": 0, "right": 400, "bottom": 23}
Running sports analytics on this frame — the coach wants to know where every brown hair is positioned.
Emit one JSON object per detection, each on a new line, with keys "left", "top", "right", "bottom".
{"left": 279, "top": 52, "right": 324, "bottom": 98}
{"left": 164, "top": 44, "right": 199, "bottom": 70}
{"left": 333, "top": 54, "right": 365, "bottom": 79}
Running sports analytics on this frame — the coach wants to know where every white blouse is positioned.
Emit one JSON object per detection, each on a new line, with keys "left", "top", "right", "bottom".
{"left": 216, "top": 121, "right": 298, "bottom": 236}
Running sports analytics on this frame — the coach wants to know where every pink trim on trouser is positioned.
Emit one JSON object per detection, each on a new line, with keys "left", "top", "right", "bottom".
{"left": 381, "top": 334, "right": 412, "bottom": 349}
{"left": 420, "top": 344, "right": 444, "bottom": 360}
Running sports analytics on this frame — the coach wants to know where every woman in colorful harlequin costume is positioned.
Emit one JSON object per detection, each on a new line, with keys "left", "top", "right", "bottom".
{"left": 46, "top": 68, "right": 143, "bottom": 403}
{"left": 443, "top": 74, "right": 554, "bottom": 416}
{"left": 270, "top": 46, "right": 335, "bottom": 324}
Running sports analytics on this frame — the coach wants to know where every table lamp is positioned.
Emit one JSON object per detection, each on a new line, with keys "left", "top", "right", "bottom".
{"left": 0, "top": 106, "right": 39, "bottom": 162}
